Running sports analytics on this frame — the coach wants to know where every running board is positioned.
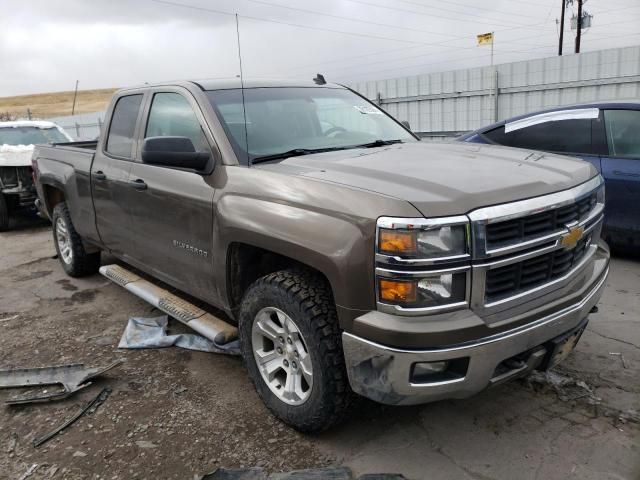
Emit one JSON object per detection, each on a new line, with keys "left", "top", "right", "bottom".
{"left": 99, "top": 264, "right": 237, "bottom": 345}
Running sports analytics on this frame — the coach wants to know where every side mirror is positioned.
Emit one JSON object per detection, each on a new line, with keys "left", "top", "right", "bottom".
{"left": 401, "top": 120, "right": 411, "bottom": 131}
{"left": 141, "top": 136, "right": 210, "bottom": 170}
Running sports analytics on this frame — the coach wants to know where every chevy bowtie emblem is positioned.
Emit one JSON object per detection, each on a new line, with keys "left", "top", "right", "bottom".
{"left": 561, "top": 225, "right": 584, "bottom": 250}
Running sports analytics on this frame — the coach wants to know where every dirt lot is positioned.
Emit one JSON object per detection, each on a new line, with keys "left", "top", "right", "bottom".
{"left": 1, "top": 220, "right": 638, "bottom": 480}
{"left": 0, "top": 89, "right": 115, "bottom": 120}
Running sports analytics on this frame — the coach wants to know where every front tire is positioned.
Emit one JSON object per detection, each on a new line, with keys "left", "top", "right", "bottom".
{"left": 52, "top": 202, "right": 100, "bottom": 277}
{"left": 0, "top": 194, "right": 10, "bottom": 232}
{"left": 239, "top": 270, "right": 351, "bottom": 432}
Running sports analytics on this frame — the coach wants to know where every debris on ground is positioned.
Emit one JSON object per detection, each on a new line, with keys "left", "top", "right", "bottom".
{"left": 609, "top": 352, "right": 628, "bottom": 368}
{"left": 525, "top": 370, "right": 600, "bottom": 403}
{"left": 33, "top": 387, "right": 111, "bottom": 447}
{"left": 0, "top": 361, "right": 122, "bottom": 405}
{"left": 118, "top": 315, "right": 240, "bottom": 354}
{"left": 17, "top": 463, "right": 38, "bottom": 480}
{"left": 197, "top": 467, "right": 407, "bottom": 480}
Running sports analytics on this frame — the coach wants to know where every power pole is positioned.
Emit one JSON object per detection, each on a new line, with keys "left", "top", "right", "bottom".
{"left": 558, "top": 0, "right": 566, "bottom": 55}
{"left": 575, "top": 0, "right": 583, "bottom": 53}
{"left": 71, "top": 80, "right": 79, "bottom": 115}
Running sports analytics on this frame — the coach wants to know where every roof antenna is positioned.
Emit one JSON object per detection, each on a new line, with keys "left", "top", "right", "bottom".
{"left": 235, "top": 14, "right": 250, "bottom": 166}
{"left": 313, "top": 73, "right": 326, "bottom": 85}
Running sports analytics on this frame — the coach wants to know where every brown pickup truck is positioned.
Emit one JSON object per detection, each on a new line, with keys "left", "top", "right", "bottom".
{"left": 33, "top": 79, "right": 610, "bottom": 432}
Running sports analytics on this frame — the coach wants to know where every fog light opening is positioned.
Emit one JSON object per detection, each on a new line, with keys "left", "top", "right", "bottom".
{"left": 410, "top": 358, "right": 469, "bottom": 384}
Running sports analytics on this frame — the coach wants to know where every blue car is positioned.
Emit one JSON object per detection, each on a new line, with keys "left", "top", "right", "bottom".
{"left": 460, "top": 101, "right": 640, "bottom": 248}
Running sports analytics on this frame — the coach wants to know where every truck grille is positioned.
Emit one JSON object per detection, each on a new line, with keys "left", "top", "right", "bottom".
{"left": 486, "top": 192, "right": 597, "bottom": 249}
{"left": 485, "top": 235, "right": 591, "bottom": 303}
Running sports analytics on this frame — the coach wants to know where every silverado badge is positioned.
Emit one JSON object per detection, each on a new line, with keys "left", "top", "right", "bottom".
{"left": 560, "top": 225, "right": 584, "bottom": 250}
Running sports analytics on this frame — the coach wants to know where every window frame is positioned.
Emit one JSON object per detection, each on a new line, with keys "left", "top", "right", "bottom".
{"left": 602, "top": 108, "right": 640, "bottom": 160}
{"left": 103, "top": 92, "right": 146, "bottom": 161}
{"left": 135, "top": 86, "right": 218, "bottom": 174}
{"left": 479, "top": 111, "right": 597, "bottom": 157}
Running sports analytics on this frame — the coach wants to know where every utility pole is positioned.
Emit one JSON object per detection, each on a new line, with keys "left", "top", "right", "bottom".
{"left": 575, "top": 0, "right": 583, "bottom": 53}
{"left": 558, "top": 0, "right": 566, "bottom": 55}
{"left": 71, "top": 80, "right": 79, "bottom": 115}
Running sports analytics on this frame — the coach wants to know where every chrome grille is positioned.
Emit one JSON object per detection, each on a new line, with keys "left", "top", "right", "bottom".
{"left": 468, "top": 176, "right": 605, "bottom": 314}
{"left": 484, "top": 235, "right": 591, "bottom": 303}
{"left": 486, "top": 192, "right": 597, "bottom": 249}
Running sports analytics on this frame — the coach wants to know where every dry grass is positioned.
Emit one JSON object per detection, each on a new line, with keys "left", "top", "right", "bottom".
{"left": 0, "top": 88, "right": 117, "bottom": 119}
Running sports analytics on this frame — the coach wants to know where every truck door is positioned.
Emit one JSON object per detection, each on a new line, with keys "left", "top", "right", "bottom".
{"left": 92, "top": 93, "right": 144, "bottom": 257}
{"left": 601, "top": 109, "right": 640, "bottom": 238}
{"left": 126, "top": 89, "right": 217, "bottom": 301}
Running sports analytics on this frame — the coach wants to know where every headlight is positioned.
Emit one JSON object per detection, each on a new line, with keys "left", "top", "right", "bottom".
{"left": 376, "top": 216, "right": 471, "bottom": 314}
{"left": 596, "top": 182, "right": 605, "bottom": 205}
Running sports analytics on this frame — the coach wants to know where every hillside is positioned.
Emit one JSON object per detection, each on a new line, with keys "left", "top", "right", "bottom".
{"left": 0, "top": 88, "right": 117, "bottom": 120}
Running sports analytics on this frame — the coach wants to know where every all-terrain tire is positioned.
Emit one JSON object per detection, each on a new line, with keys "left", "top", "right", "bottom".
{"left": 239, "top": 269, "right": 352, "bottom": 433}
{"left": 52, "top": 202, "right": 100, "bottom": 277}
{"left": 0, "top": 194, "right": 10, "bottom": 232}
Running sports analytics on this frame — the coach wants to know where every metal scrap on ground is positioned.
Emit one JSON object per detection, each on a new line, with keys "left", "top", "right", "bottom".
{"left": 33, "top": 387, "right": 111, "bottom": 447}
{"left": 198, "top": 467, "right": 406, "bottom": 480}
{"left": 0, "top": 360, "right": 122, "bottom": 404}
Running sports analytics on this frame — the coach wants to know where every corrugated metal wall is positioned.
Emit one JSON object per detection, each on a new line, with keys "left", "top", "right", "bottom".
{"left": 350, "top": 45, "right": 640, "bottom": 138}
{"left": 47, "top": 111, "right": 105, "bottom": 141}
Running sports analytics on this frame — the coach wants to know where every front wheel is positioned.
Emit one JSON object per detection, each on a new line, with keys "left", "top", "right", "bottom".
{"left": 52, "top": 202, "right": 100, "bottom": 277}
{"left": 239, "top": 270, "right": 351, "bottom": 432}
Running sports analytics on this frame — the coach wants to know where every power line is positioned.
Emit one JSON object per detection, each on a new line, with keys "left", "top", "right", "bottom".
{"left": 395, "top": 0, "right": 554, "bottom": 22}
{"left": 343, "top": 0, "right": 550, "bottom": 30}
{"left": 247, "top": 0, "right": 462, "bottom": 39}
{"left": 151, "top": 0, "right": 445, "bottom": 45}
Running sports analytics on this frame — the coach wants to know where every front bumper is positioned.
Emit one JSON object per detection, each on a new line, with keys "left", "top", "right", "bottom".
{"left": 343, "top": 255, "right": 609, "bottom": 406}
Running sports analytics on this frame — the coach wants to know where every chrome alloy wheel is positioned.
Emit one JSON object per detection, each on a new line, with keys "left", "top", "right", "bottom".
{"left": 251, "top": 307, "right": 313, "bottom": 405}
{"left": 56, "top": 217, "right": 73, "bottom": 265}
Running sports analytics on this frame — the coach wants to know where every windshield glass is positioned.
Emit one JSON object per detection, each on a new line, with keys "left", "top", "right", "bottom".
{"left": 206, "top": 87, "right": 415, "bottom": 163}
{"left": 0, "top": 126, "right": 69, "bottom": 145}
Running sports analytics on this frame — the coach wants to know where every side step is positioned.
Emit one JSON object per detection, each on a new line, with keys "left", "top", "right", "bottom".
{"left": 99, "top": 264, "right": 238, "bottom": 345}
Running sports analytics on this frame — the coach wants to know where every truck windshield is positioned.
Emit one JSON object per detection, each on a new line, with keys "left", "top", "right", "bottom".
{"left": 0, "top": 126, "right": 69, "bottom": 146}
{"left": 206, "top": 87, "right": 415, "bottom": 163}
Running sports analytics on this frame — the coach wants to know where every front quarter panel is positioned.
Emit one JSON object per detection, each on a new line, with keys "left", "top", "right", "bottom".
{"left": 213, "top": 165, "right": 421, "bottom": 327}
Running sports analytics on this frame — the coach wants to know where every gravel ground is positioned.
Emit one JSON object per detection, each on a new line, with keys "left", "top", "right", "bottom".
{"left": 0, "top": 220, "right": 638, "bottom": 480}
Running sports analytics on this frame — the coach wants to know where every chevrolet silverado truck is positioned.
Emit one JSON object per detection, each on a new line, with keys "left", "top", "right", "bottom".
{"left": 0, "top": 120, "right": 72, "bottom": 230}
{"left": 33, "top": 79, "right": 610, "bottom": 432}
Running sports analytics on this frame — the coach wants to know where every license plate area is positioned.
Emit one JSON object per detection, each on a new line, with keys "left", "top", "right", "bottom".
{"left": 542, "top": 320, "right": 588, "bottom": 369}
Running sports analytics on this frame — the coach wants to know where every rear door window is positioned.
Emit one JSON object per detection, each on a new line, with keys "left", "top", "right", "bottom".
{"left": 604, "top": 110, "right": 640, "bottom": 158}
{"left": 483, "top": 118, "right": 593, "bottom": 155}
{"left": 105, "top": 94, "right": 143, "bottom": 158}
{"left": 145, "top": 93, "right": 209, "bottom": 152}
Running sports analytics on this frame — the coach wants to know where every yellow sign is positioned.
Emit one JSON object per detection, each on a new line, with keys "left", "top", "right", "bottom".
{"left": 561, "top": 226, "right": 585, "bottom": 250}
{"left": 477, "top": 32, "right": 494, "bottom": 46}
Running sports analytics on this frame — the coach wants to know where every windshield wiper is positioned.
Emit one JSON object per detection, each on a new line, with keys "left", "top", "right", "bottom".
{"left": 252, "top": 147, "right": 345, "bottom": 165}
{"left": 352, "top": 139, "right": 403, "bottom": 148}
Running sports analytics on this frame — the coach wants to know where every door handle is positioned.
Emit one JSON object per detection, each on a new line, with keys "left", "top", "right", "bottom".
{"left": 613, "top": 170, "right": 640, "bottom": 178}
{"left": 129, "top": 179, "right": 148, "bottom": 190}
{"left": 92, "top": 171, "right": 106, "bottom": 181}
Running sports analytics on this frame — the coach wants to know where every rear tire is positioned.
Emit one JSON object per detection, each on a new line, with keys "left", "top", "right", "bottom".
{"left": 239, "top": 269, "right": 351, "bottom": 433}
{"left": 0, "top": 194, "right": 10, "bottom": 232}
{"left": 52, "top": 202, "right": 100, "bottom": 277}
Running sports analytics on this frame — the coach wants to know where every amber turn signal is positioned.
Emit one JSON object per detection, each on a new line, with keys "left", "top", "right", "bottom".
{"left": 379, "top": 279, "right": 417, "bottom": 303}
{"left": 378, "top": 229, "right": 417, "bottom": 255}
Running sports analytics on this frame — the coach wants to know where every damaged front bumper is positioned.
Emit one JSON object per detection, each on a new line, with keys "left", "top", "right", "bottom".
{"left": 343, "top": 258, "right": 609, "bottom": 406}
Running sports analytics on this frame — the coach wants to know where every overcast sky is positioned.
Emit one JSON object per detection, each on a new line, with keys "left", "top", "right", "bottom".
{"left": 2, "top": 0, "right": 639, "bottom": 96}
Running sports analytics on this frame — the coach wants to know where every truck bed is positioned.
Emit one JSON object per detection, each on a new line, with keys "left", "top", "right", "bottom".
{"left": 32, "top": 141, "right": 97, "bottom": 240}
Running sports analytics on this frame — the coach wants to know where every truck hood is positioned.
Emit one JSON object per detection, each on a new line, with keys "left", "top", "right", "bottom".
{"left": 0, "top": 145, "right": 34, "bottom": 167}
{"left": 255, "top": 142, "right": 598, "bottom": 217}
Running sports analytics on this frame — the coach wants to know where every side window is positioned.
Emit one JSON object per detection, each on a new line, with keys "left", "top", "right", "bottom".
{"left": 145, "top": 93, "right": 208, "bottom": 152}
{"left": 106, "top": 94, "right": 143, "bottom": 158}
{"left": 483, "top": 119, "right": 592, "bottom": 155}
{"left": 604, "top": 110, "right": 640, "bottom": 159}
